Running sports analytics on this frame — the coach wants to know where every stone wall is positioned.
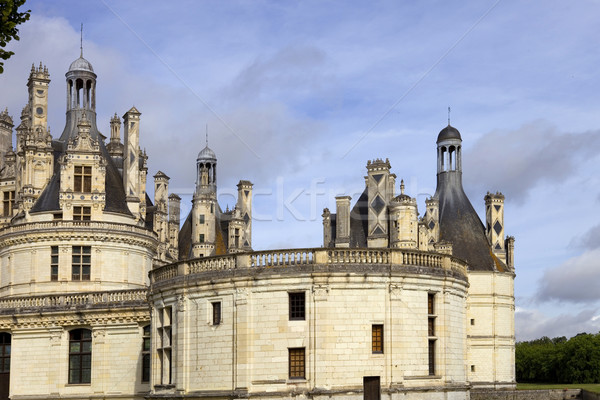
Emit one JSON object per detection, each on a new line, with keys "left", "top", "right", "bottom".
{"left": 471, "top": 389, "right": 581, "bottom": 400}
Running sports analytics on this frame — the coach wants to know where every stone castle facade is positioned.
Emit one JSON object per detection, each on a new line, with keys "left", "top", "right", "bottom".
{"left": 0, "top": 53, "right": 515, "bottom": 400}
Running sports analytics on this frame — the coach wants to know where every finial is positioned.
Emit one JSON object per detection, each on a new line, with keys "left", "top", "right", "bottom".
{"left": 448, "top": 106, "right": 451, "bottom": 126}
{"left": 80, "top": 23, "right": 83, "bottom": 57}
{"left": 205, "top": 124, "right": 208, "bottom": 146}
{"left": 400, "top": 179, "right": 405, "bottom": 195}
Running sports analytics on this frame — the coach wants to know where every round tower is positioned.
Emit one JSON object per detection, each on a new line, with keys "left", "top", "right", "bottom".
{"left": 436, "top": 124, "right": 462, "bottom": 175}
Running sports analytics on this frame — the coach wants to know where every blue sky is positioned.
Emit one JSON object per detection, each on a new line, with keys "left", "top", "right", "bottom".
{"left": 2, "top": 0, "right": 600, "bottom": 340}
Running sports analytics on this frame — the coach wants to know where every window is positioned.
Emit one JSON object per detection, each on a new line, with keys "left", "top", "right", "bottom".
{"left": 51, "top": 246, "right": 59, "bottom": 281}
{"left": 428, "top": 293, "right": 435, "bottom": 315}
{"left": 470, "top": 319, "right": 475, "bottom": 326}
{"left": 73, "top": 206, "right": 91, "bottom": 221}
{"left": 199, "top": 214, "right": 205, "bottom": 224}
{"left": 142, "top": 325, "right": 150, "bottom": 383}
{"left": 372, "top": 325, "right": 383, "bottom": 353}
{"left": 199, "top": 234, "right": 205, "bottom": 243}
{"left": 74, "top": 166, "right": 92, "bottom": 192}
{"left": 428, "top": 293, "right": 436, "bottom": 376}
{"left": 2, "top": 191, "right": 14, "bottom": 217}
{"left": 69, "top": 329, "right": 91, "bottom": 384}
{"left": 288, "top": 348, "right": 305, "bottom": 379}
{"left": 212, "top": 302, "right": 221, "bottom": 325}
{"left": 157, "top": 307, "right": 172, "bottom": 385}
{"left": 72, "top": 246, "right": 91, "bottom": 280}
{"left": 289, "top": 292, "right": 305, "bottom": 320}
{"left": 0, "top": 333, "right": 10, "bottom": 373}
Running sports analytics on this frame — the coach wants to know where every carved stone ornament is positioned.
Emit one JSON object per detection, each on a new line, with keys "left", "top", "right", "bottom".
{"left": 312, "top": 284, "right": 329, "bottom": 301}
{"left": 176, "top": 295, "right": 186, "bottom": 313}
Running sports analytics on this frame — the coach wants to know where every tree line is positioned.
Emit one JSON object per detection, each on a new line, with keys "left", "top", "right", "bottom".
{"left": 516, "top": 332, "right": 600, "bottom": 383}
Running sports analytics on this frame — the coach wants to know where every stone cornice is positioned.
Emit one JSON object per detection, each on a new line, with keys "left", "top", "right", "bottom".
{"left": 0, "top": 220, "right": 158, "bottom": 249}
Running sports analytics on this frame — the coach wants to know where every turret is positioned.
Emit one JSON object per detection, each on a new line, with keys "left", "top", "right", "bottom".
{"left": 0, "top": 109, "right": 14, "bottom": 166}
{"left": 423, "top": 197, "right": 440, "bottom": 249}
{"left": 168, "top": 193, "right": 181, "bottom": 259}
{"left": 485, "top": 191, "right": 506, "bottom": 262}
{"left": 191, "top": 144, "right": 218, "bottom": 257}
{"left": 27, "top": 62, "right": 50, "bottom": 133}
{"left": 366, "top": 158, "right": 394, "bottom": 247}
{"left": 107, "top": 113, "right": 124, "bottom": 164}
{"left": 322, "top": 208, "right": 332, "bottom": 247}
{"left": 236, "top": 180, "right": 253, "bottom": 250}
{"left": 389, "top": 180, "right": 418, "bottom": 249}
{"left": 153, "top": 171, "right": 170, "bottom": 251}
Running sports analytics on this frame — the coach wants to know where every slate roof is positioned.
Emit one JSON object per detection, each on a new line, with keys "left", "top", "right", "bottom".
{"left": 434, "top": 171, "right": 504, "bottom": 272}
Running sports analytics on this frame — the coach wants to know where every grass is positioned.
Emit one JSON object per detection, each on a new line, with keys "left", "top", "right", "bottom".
{"left": 517, "top": 383, "right": 600, "bottom": 393}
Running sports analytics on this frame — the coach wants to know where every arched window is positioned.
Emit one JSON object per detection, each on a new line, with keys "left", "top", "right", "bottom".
{"left": 69, "top": 329, "right": 91, "bottom": 384}
{"left": 142, "top": 325, "right": 150, "bottom": 383}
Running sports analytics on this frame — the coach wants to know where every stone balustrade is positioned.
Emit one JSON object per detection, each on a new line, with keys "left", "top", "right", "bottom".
{"left": 0, "top": 220, "right": 154, "bottom": 236}
{"left": 151, "top": 248, "right": 468, "bottom": 283}
{"left": 0, "top": 289, "right": 148, "bottom": 312}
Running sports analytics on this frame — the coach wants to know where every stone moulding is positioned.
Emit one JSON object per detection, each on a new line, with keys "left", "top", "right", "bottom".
{"left": 0, "top": 220, "right": 158, "bottom": 249}
{"left": 0, "top": 288, "right": 148, "bottom": 315}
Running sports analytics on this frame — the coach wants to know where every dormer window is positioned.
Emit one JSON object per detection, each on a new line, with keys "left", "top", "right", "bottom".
{"left": 73, "top": 206, "right": 91, "bottom": 221}
{"left": 74, "top": 166, "right": 92, "bottom": 192}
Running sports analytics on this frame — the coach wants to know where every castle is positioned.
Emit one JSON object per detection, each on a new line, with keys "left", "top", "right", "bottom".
{"left": 0, "top": 52, "right": 514, "bottom": 400}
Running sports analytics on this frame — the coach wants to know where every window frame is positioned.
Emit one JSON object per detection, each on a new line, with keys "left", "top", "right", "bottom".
{"left": 69, "top": 329, "right": 92, "bottom": 384}
{"left": 72, "top": 246, "right": 91, "bottom": 281}
{"left": 73, "top": 206, "right": 91, "bottom": 221}
{"left": 142, "top": 325, "right": 151, "bottom": 383}
{"left": 372, "top": 324, "right": 383, "bottom": 354}
{"left": 289, "top": 292, "right": 305, "bottom": 321}
{"left": 288, "top": 347, "right": 305, "bottom": 379}
{"left": 50, "top": 246, "right": 59, "bottom": 281}
{"left": 2, "top": 191, "right": 14, "bottom": 217}
{"left": 212, "top": 301, "right": 221, "bottom": 325}
{"left": 74, "top": 166, "right": 92, "bottom": 193}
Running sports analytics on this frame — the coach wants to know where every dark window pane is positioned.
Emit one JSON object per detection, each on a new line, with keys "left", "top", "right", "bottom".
{"left": 289, "top": 292, "right": 305, "bottom": 320}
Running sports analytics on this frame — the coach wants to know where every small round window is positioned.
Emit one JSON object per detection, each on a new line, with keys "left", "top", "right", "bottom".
{"left": 36, "top": 107, "right": 43, "bottom": 115}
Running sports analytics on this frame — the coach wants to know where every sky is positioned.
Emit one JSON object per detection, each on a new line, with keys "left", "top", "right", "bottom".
{"left": 1, "top": 0, "right": 600, "bottom": 341}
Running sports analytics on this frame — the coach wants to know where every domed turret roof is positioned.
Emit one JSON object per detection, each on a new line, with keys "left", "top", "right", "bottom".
{"left": 437, "top": 124, "right": 461, "bottom": 143}
{"left": 68, "top": 56, "right": 94, "bottom": 73}
{"left": 197, "top": 145, "right": 216, "bottom": 161}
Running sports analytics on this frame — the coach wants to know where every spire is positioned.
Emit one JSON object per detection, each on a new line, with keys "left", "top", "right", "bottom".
{"left": 206, "top": 123, "right": 208, "bottom": 146}
{"left": 400, "top": 179, "right": 405, "bottom": 195}
{"left": 448, "top": 106, "right": 451, "bottom": 126}
{"left": 80, "top": 23, "right": 83, "bottom": 57}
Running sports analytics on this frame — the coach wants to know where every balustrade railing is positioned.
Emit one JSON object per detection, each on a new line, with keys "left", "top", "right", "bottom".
{"left": 151, "top": 248, "right": 468, "bottom": 283}
{"left": 0, "top": 289, "right": 147, "bottom": 310}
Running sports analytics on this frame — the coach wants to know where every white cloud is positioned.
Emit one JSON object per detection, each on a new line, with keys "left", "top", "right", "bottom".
{"left": 516, "top": 307, "right": 600, "bottom": 341}
{"left": 536, "top": 248, "right": 600, "bottom": 303}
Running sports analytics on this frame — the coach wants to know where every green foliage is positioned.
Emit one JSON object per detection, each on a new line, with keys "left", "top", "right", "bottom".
{"left": 0, "top": 0, "right": 31, "bottom": 73}
{"left": 516, "top": 332, "right": 600, "bottom": 384}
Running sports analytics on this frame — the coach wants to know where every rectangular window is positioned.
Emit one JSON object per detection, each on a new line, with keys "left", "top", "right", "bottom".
{"left": 72, "top": 246, "right": 91, "bottom": 280}
{"left": 372, "top": 325, "right": 383, "bottom": 353}
{"left": 69, "top": 329, "right": 92, "bottom": 384}
{"left": 199, "top": 214, "right": 205, "bottom": 224}
{"left": 428, "top": 317, "right": 435, "bottom": 336}
{"left": 288, "top": 348, "right": 305, "bottom": 379}
{"left": 51, "top": 246, "right": 59, "bottom": 281}
{"left": 73, "top": 206, "right": 91, "bottom": 221}
{"left": 2, "top": 191, "right": 14, "bottom": 217}
{"left": 428, "top": 293, "right": 435, "bottom": 315}
{"left": 212, "top": 301, "right": 221, "bottom": 325}
{"left": 74, "top": 166, "right": 92, "bottom": 192}
{"left": 157, "top": 306, "right": 173, "bottom": 385}
{"left": 428, "top": 339, "right": 436, "bottom": 375}
{"left": 142, "top": 325, "right": 150, "bottom": 383}
{"left": 289, "top": 292, "right": 305, "bottom": 320}
{"left": 199, "top": 234, "right": 205, "bottom": 243}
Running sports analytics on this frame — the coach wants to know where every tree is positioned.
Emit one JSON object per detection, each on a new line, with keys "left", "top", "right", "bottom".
{"left": 0, "top": 0, "right": 31, "bottom": 73}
